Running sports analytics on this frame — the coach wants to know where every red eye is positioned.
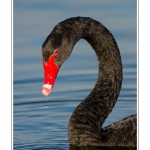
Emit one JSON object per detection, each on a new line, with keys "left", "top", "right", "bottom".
{"left": 54, "top": 49, "right": 59, "bottom": 55}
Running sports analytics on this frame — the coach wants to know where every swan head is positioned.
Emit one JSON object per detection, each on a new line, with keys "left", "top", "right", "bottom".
{"left": 41, "top": 30, "right": 73, "bottom": 97}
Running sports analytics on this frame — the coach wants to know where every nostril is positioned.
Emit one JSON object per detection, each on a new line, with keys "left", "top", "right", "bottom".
{"left": 54, "top": 49, "right": 59, "bottom": 55}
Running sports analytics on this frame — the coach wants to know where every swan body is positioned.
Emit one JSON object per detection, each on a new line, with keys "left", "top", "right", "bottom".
{"left": 42, "top": 17, "right": 137, "bottom": 147}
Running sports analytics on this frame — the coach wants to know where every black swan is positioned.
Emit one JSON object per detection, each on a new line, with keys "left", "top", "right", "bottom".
{"left": 41, "top": 17, "right": 137, "bottom": 147}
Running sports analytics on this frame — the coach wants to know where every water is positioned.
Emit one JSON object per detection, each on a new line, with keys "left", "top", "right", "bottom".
{"left": 13, "top": 1, "right": 137, "bottom": 150}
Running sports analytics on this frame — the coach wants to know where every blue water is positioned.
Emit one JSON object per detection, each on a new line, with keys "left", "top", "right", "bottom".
{"left": 13, "top": 1, "right": 137, "bottom": 150}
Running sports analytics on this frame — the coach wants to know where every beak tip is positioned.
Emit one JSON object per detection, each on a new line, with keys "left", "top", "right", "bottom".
{"left": 42, "top": 85, "right": 52, "bottom": 97}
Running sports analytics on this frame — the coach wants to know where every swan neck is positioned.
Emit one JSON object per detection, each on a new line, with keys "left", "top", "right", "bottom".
{"left": 68, "top": 17, "right": 123, "bottom": 145}
{"left": 69, "top": 17, "right": 123, "bottom": 119}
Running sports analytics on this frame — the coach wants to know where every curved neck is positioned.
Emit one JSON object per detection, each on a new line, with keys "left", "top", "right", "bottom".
{"left": 64, "top": 17, "right": 123, "bottom": 144}
{"left": 42, "top": 17, "right": 123, "bottom": 145}
{"left": 66, "top": 17, "right": 122, "bottom": 122}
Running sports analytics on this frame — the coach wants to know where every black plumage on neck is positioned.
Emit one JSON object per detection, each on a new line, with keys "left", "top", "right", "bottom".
{"left": 42, "top": 17, "right": 136, "bottom": 147}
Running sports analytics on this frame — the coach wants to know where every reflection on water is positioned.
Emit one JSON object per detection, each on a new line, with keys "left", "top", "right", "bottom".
{"left": 14, "top": 0, "right": 136, "bottom": 149}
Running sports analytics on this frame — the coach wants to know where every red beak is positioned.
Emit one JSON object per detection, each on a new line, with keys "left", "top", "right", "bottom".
{"left": 42, "top": 50, "right": 59, "bottom": 97}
